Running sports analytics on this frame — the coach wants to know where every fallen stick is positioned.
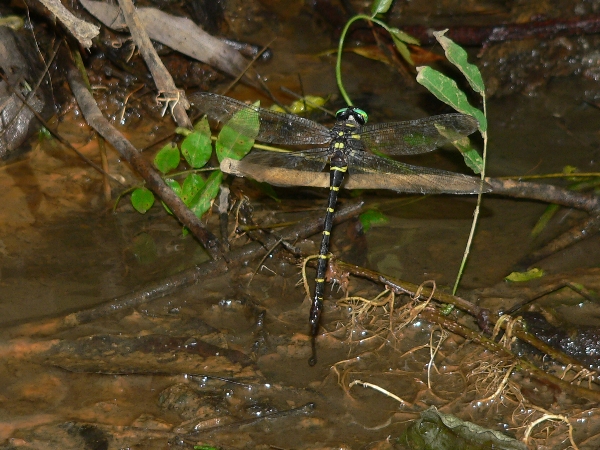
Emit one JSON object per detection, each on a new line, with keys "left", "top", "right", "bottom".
{"left": 9, "top": 199, "right": 364, "bottom": 338}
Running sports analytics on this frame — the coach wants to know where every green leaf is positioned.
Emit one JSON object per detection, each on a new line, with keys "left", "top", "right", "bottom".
{"left": 416, "top": 66, "right": 487, "bottom": 131}
{"left": 216, "top": 103, "right": 260, "bottom": 162}
{"left": 154, "top": 143, "right": 180, "bottom": 174}
{"left": 531, "top": 204, "right": 559, "bottom": 238}
{"left": 505, "top": 268, "right": 545, "bottom": 282}
{"left": 38, "top": 126, "right": 52, "bottom": 141}
{"left": 181, "top": 173, "right": 205, "bottom": 205}
{"left": 181, "top": 121, "right": 212, "bottom": 168}
{"left": 460, "top": 148, "right": 484, "bottom": 174}
{"left": 371, "top": 0, "right": 392, "bottom": 16}
{"left": 434, "top": 123, "right": 483, "bottom": 173}
{"left": 391, "top": 37, "right": 413, "bottom": 65}
{"left": 131, "top": 187, "right": 155, "bottom": 214}
{"left": 189, "top": 170, "right": 223, "bottom": 218}
{"left": 175, "top": 126, "right": 192, "bottom": 137}
{"left": 270, "top": 95, "right": 328, "bottom": 114}
{"left": 448, "top": 137, "right": 484, "bottom": 174}
{"left": 164, "top": 178, "right": 181, "bottom": 196}
{"left": 440, "top": 304, "right": 455, "bottom": 315}
{"left": 359, "top": 209, "right": 388, "bottom": 233}
{"left": 389, "top": 27, "right": 420, "bottom": 45}
{"left": 433, "top": 30, "right": 485, "bottom": 95}
{"left": 399, "top": 406, "right": 527, "bottom": 450}
{"left": 162, "top": 178, "right": 181, "bottom": 215}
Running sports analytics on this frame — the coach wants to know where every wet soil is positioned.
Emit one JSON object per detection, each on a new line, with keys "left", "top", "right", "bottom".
{"left": 2, "top": 1, "right": 600, "bottom": 449}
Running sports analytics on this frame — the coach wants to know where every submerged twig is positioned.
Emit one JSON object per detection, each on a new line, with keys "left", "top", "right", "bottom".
{"left": 519, "top": 213, "right": 600, "bottom": 266}
{"left": 185, "top": 402, "right": 315, "bottom": 437}
{"left": 10, "top": 200, "right": 364, "bottom": 337}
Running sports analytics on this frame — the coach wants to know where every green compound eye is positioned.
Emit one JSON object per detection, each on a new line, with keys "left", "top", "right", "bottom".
{"left": 354, "top": 108, "right": 368, "bottom": 124}
{"left": 335, "top": 107, "right": 368, "bottom": 124}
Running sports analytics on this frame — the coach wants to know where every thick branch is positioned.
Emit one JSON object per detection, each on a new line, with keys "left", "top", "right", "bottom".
{"left": 64, "top": 59, "right": 222, "bottom": 259}
{"left": 486, "top": 177, "right": 600, "bottom": 212}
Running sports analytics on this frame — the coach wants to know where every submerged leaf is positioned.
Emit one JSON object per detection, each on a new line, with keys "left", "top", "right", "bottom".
{"left": 359, "top": 209, "right": 388, "bottom": 232}
{"left": 531, "top": 204, "right": 559, "bottom": 238}
{"left": 505, "top": 268, "right": 545, "bottom": 282}
{"left": 400, "top": 406, "right": 527, "bottom": 450}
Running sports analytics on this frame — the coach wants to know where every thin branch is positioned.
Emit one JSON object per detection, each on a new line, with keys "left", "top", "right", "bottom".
{"left": 116, "top": 0, "right": 191, "bottom": 128}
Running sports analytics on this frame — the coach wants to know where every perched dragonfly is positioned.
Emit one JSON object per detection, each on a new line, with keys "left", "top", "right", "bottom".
{"left": 190, "top": 92, "right": 490, "bottom": 365}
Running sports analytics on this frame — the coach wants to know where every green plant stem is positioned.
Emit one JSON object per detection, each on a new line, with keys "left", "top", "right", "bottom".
{"left": 452, "top": 96, "right": 487, "bottom": 295}
{"left": 336, "top": 14, "right": 393, "bottom": 106}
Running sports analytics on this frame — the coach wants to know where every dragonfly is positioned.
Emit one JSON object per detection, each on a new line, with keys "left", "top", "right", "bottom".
{"left": 190, "top": 92, "right": 490, "bottom": 366}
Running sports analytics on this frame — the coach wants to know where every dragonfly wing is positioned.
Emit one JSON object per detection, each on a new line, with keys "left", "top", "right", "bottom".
{"left": 189, "top": 92, "right": 331, "bottom": 145}
{"left": 359, "top": 113, "right": 478, "bottom": 155}
{"left": 346, "top": 152, "right": 489, "bottom": 194}
{"left": 241, "top": 148, "right": 329, "bottom": 171}
{"left": 221, "top": 148, "right": 331, "bottom": 188}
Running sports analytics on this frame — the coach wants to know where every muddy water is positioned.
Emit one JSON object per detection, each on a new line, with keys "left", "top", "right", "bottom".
{"left": 2, "top": 8, "right": 600, "bottom": 450}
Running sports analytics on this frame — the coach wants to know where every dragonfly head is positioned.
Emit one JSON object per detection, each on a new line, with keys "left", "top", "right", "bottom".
{"left": 335, "top": 107, "right": 368, "bottom": 125}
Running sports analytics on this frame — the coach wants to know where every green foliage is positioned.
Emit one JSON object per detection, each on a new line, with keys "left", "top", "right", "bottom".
{"left": 433, "top": 30, "right": 485, "bottom": 95}
{"left": 181, "top": 173, "right": 205, "bottom": 204}
{"left": 216, "top": 103, "right": 260, "bottom": 162}
{"left": 181, "top": 116, "right": 212, "bottom": 168}
{"left": 531, "top": 204, "right": 559, "bottom": 238}
{"left": 446, "top": 135, "right": 484, "bottom": 174}
{"left": 189, "top": 171, "right": 223, "bottom": 218}
{"left": 131, "top": 187, "right": 155, "bottom": 213}
{"left": 154, "top": 143, "right": 180, "bottom": 174}
{"left": 371, "top": 0, "right": 392, "bottom": 16}
{"left": 359, "top": 209, "right": 388, "bottom": 232}
{"left": 270, "top": 95, "right": 328, "bottom": 114}
{"left": 130, "top": 109, "right": 260, "bottom": 223}
{"left": 412, "top": 31, "right": 488, "bottom": 295}
{"left": 505, "top": 268, "right": 545, "bottom": 282}
{"left": 416, "top": 67, "right": 487, "bottom": 131}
